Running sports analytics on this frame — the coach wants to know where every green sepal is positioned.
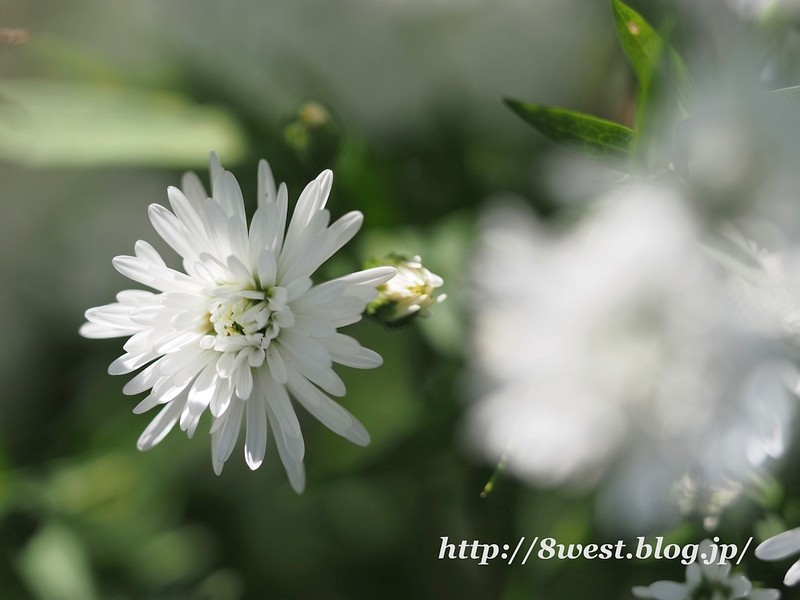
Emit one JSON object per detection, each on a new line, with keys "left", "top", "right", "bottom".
{"left": 504, "top": 99, "right": 634, "bottom": 172}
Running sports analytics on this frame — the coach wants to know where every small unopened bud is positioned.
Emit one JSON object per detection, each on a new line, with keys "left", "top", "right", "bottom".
{"left": 367, "top": 255, "right": 446, "bottom": 325}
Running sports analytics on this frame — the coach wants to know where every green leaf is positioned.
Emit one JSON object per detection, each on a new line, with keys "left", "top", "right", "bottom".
{"left": 611, "top": 0, "right": 694, "bottom": 115}
{"left": 504, "top": 99, "right": 633, "bottom": 171}
{"left": 0, "top": 79, "right": 247, "bottom": 167}
{"left": 611, "top": 0, "right": 661, "bottom": 84}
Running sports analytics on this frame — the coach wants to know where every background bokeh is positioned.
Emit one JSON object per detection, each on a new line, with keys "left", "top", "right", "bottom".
{"left": 2, "top": 0, "right": 800, "bottom": 598}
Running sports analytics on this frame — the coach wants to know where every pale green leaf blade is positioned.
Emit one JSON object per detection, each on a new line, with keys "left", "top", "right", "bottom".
{"left": 504, "top": 99, "right": 633, "bottom": 171}
{"left": 0, "top": 79, "right": 246, "bottom": 167}
{"left": 611, "top": 0, "right": 694, "bottom": 115}
{"left": 611, "top": 0, "right": 661, "bottom": 84}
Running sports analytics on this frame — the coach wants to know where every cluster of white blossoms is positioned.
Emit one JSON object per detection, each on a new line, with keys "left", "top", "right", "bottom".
{"left": 80, "top": 153, "right": 397, "bottom": 491}
{"left": 634, "top": 540, "right": 780, "bottom": 600}
{"left": 466, "top": 182, "right": 797, "bottom": 530}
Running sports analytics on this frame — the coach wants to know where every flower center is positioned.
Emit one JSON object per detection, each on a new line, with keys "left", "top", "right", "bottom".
{"left": 200, "top": 286, "right": 295, "bottom": 352}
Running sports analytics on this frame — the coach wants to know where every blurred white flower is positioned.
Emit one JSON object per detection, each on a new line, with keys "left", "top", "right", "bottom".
{"left": 756, "top": 528, "right": 800, "bottom": 586}
{"left": 709, "top": 226, "right": 800, "bottom": 340}
{"left": 368, "top": 255, "right": 446, "bottom": 323}
{"left": 81, "top": 153, "right": 396, "bottom": 491}
{"left": 634, "top": 539, "right": 779, "bottom": 600}
{"left": 466, "top": 183, "right": 796, "bottom": 528}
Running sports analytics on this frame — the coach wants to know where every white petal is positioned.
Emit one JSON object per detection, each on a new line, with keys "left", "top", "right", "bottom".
{"left": 283, "top": 179, "right": 320, "bottom": 256}
{"left": 216, "top": 351, "right": 237, "bottom": 378}
{"left": 108, "top": 352, "right": 159, "bottom": 375}
{"left": 727, "top": 575, "right": 751, "bottom": 597}
{"left": 209, "top": 151, "right": 223, "bottom": 192}
{"left": 266, "top": 401, "right": 306, "bottom": 494}
{"left": 257, "top": 158, "right": 277, "bottom": 207}
{"left": 292, "top": 315, "right": 336, "bottom": 338}
{"left": 260, "top": 370, "right": 303, "bottom": 442}
{"left": 258, "top": 250, "right": 277, "bottom": 289}
{"left": 277, "top": 330, "right": 332, "bottom": 369}
{"left": 685, "top": 564, "right": 701, "bottom": 588}
{"left": 123, "top": 361, "right": 161, "bottom": 395}
{"left": 281, "top": 346, "right": 345, "bottom": 396}
{"left": 79, "top": 322, "right": 133, "bottom": 338}
{"left": 266, "top": 344, "right": 288, "bottom": 384}
{"left": 227, "top": 216, "right": 251, "bottom": 268}
{"left": 646, "top": 581, "right": 688, "bottom": 600}
{"left": 181, "top": 170, "right": 208, "bottom": 211}
{"left": 117, "top": 289, "right": 157, "bottom": 306}
{"left": 210, "top": 375, "right": 234, "bottom": 418}
{"left": 244, "top": 394, "right": 268, "bottom": 470}
{"left": 291, "top": 281, "right": 346, "bottom": 313}
{"left": 216, "top": 396, "right": 245, "bottom": 464}
{"left": 336, "top": 266, "right": 397, "bottom": 287}
{"left": 227, "top": 254, "right": 255, "bottom": 288}
{"left": 188, "top": 360, "right": 219, "bottom": 415}
{"left": 148, "top": 203, "right": 199, "bottom": 261}
{"left": 202, "top": 198, "right": 232, "bottom": 261}
{"left": 214, "top": 169, "right": 246, "bottom": 224}
{"left": 233, "top": 363, "right": 254, "bottom": 400}
{"left": 271, "top": 183, "right": 288, "bottom": 255}
{"left": 757, "top": 529, "right": 800, "bottom": 561}
{"left": 132, "top": 394, "right": 159, "bottom": 414}
{"left": 785, "top": 558, "right": 800, "bottom": 586}
{"left": 286, "top": 365, "right": 369, "bottom": 446}
{"left": 284, "top": 277, "right": 313, "bottom": 302}
{"left": 134, "top": 240, "right": 166, "bottom": 266}
{"left": 330, "top": 347, "right": 383, "bottom": 369}
{"left": 137, "top": 393, "right": 187, "bottom": 450}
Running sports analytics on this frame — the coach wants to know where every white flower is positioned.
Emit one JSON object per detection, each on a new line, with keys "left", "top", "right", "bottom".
{"left": 466, "top": 183, "right": 796, "bottom": 530}
{"left": 467, "top": 184, "right": 715, "bottom": 486}
{"left": 80, "top": 153, "right": 396, "bottom": 491}
{"left": 369, "top": 255, "right": 446, "bottom": 323}
{"left": 634, "top": 540, "right": 779, "bottom": 600}
{"left": 756, "top": 528, "right": 800, "bottom": 586}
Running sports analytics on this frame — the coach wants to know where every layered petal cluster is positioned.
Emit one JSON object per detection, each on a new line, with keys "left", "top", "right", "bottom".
{"left": 80, "top": 153, "right": 395, "bottom": 492}
{"left": 634, "top": 540, "right": 779, "bottom": 600}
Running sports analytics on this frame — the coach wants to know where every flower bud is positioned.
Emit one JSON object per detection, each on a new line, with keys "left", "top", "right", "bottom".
{"left": 367, "top": 255, "right": 446, "bottom": 325}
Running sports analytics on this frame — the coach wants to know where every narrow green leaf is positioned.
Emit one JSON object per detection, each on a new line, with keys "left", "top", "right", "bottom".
{"left": 504, "top": 99, "right": 633, "bottom": 171}
{"left": 0, "top": 79, "right": 247, "bottom": 167}
{"left": 611, "top": 0, "right": 661, "bottom": 84}
{"left": 611, "top": 0, "right": 694, "bottom": 115}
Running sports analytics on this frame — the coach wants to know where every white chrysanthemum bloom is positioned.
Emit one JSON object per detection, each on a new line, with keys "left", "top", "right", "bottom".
{"left": 371, "top": 255, "right": 445, "bottom": 322}
{"left": 80, "top": 153, "right": 396, "bottom": 491}
{"left": 634, "top": 540, "right": 779, "bottom": 600}
{"left": 756, "top": 528, "right": 800, "bottom": 586}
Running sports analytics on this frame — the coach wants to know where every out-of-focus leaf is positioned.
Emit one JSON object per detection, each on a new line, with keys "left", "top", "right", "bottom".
{"left": 504, "top": 99, "right": 633, "bottom": 171}
{"left": 611, "top": 0, "right": 694, "bottom": 115}
{"left": 17, "top": 522, "right": 98, "bottom": 600}
{"left": 611, "top": 0, "right": 661, "bottom": 84}
{"left": 0, "top": 79, "right": 246, "bottom": 167}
